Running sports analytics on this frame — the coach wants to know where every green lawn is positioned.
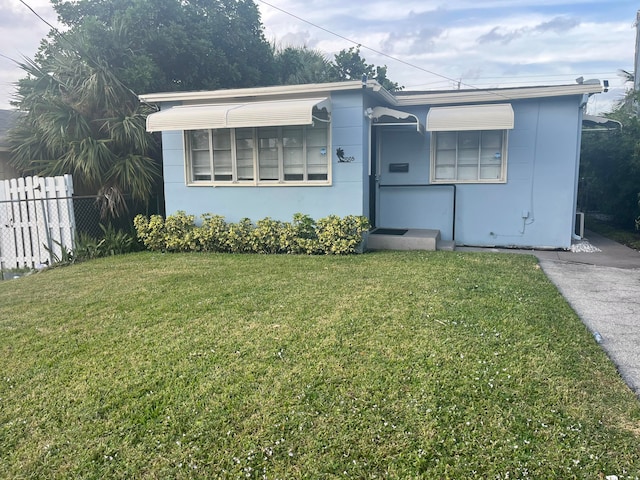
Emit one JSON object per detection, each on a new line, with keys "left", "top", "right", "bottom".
{"left": 1, "top": 251, "right": 639, "bottom": 478}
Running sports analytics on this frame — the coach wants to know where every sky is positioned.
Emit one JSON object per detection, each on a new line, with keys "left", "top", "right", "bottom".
{"left": 0, "top": 0, "right": 639, "bottom": 114}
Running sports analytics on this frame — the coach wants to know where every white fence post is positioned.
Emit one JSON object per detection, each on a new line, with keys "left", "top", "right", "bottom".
{"left": 0, "top": 174, "right": 76, "bottom": 270}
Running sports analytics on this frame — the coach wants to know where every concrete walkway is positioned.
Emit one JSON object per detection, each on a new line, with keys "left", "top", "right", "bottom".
{"left": 536, "top": 232, "right": 640, "bottom": 396}
{"left": 462, "top": 231, "right": 640, "bottom": 396}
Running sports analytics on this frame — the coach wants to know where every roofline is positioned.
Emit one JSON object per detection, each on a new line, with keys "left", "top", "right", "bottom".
{"left": 139, "top": 80, "right": 396, "bottom": 104}
{"left": 394, "top": 83, "right": 604, "bottom": 106}
{"left": 139, "top": 80, "right": 603, "bottom": 107}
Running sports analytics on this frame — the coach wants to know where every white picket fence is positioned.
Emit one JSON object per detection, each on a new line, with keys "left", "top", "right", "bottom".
{"left": 0, "top": 175, "right": 76, "bottom": 270}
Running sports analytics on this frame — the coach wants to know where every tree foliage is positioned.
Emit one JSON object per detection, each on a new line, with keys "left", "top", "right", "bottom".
{"left": 9, "top": 0, "right": 403, "bottom": 218}
{"left": 579, "top": 90, "right": 640, "bottom": 228}
{"left": 10, "top": 0, "right": 279, "bottom": 217}
{"left": 273, "top": 45, "right": 402, "bottom": 91}
{"left": 45, "top": 0, "right": 277, "bottom": 94}
{"left": 274, "top": 46, "right": 334, "bottom": 85}
{"left": 9, "top": 50, "right": 159, "bottom": 218}
{"left": 330, "top": 46, "right": 402, "bottom": 92}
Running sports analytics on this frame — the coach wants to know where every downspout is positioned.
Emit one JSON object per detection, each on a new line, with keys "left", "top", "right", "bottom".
{"left": 365, "top": 106, "right": 375, "bottom": 227}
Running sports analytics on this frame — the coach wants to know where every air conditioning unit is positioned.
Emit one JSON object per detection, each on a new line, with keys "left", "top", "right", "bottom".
{"left": 575, "top": 212, "right": 585, "bottom": 238}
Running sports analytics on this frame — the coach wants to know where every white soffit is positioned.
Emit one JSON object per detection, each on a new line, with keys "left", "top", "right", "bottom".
{"left": 146, "top": 97, "right": 331, "bottom": 132}
{"left": 427, "top": 104, "right": 514, "bottom": 131}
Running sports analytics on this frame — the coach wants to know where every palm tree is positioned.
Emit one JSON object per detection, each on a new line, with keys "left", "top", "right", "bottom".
{"left": 274, "top": 46, "right": 334, "bottom": 85}
{"left": 616, "top": 69, "right": 639, "bottom": 116}
{"left": 8, "top": 49, "right": 159, "bottom": 218}
{"left": 618, "top": 69, "right": 635, "bottom": 84}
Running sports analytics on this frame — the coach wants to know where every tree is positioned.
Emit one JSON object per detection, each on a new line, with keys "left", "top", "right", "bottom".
{"left": 616, "top": 69, "right": 637, "bottom": 115}
{"left": 43, "top": 0, "right": 278, "bottom": 94}
{"left": 10, "top": 0, "right": 279, "bottom": 217}
{"left": 330, "top": 47, "right": 402, "bottom": 92}
{"left": 8, "top": 50, "right": 159, "bottom": 218}
{"left": 273, "top": 45, "right": 402, "bottom": 91}
{"left": 579, "top": 95, "right": 640, "bottom": 228}
{"left": 9, "top": 0, "right": 402, "bottom": 220}
{"left": 274, "top": 46, "right": 334, "bottom": 85}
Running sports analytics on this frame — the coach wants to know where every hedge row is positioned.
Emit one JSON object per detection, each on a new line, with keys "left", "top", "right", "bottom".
{"left": 133, "top": 212, "right": 370, "bottom": 255}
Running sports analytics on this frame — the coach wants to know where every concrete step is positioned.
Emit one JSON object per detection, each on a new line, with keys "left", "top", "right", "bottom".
{"left": 436, "top": 239, "right": 456, "bottom": 251}
{"left": 367, "top": 228, "right": 442, "bottom": 251}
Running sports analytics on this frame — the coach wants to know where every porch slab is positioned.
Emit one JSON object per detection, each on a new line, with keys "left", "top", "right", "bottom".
{"left": 367, "top": 228, "right": 454, "bottom": 251}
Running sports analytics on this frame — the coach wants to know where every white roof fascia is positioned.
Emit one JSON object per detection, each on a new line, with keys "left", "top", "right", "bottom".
{"left": 394, "top": 83, "right": 604, "bottom": 106}
{"left": 140, "top": 80, "right": 390, "bottom": 104}
{"left": 366, "top": 80, "right": 398, "bottom": 105}
{"left": 140, "top": 81, "right": 603, "bottom": 115}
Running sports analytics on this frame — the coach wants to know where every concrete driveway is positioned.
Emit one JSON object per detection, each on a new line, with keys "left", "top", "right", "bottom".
{"left": 461, "top": 231, "right": 640, "bottom": 396}
{"left": 535, "top": 232, "right": 640, "bottom": 396}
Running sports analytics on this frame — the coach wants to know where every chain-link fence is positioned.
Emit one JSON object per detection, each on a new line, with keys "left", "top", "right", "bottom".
{"left": 1, "top": 194, "right": 162, "bottom": 273}
{"left": 73, "top": 194, "right": 164, "bottom": 238}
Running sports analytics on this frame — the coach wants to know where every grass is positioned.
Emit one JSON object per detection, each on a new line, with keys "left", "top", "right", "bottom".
{"left": 586, "top": 215, "right": 640, "bottom": 251}
{"left": 1, "top": 251, "right": 639, "bottom": 479}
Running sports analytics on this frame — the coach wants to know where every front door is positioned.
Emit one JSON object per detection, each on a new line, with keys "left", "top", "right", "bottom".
{"left": 373, "top": 126, "right": 455, "bottom": 240}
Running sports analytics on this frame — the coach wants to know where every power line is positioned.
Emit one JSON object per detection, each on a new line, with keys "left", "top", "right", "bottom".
{"left": 17, "top": 0, "right": 57, "bottom": 32}
{"left": 256, "top": 0, "right": 491, "bottom": 92}
{"left": 257, "top": 0, "right": 613, "bottom": 97}
{"left": 15, "top": 0, "right": 154, "bottom": 108}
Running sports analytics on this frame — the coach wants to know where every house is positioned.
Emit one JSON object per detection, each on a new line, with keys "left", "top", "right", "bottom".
{"left": 0, "top": 110, "right": 20, "bottom": 181}
{"left": 140, "top": 79, "right": 603, "bottom": 250}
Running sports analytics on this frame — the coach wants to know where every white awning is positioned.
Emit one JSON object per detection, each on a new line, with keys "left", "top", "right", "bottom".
{"left": 582, "top": 114, "right": 622, "bottom": 131}
{"left": 146, "top": 97, "right": 331, "bottom": 132}
{"left": 370, "top": 106, "right": 424, "bottom": 133}
{"left": 426, "top": 104, "right": 514, "bottom": 131}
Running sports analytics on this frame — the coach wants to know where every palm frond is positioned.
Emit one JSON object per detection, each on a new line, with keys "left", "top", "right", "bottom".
{"left": 108, "top": 154, "right": 160, "bottom": 203}
{"left": 11, "top": 42, "right": 159, "bottom": 217}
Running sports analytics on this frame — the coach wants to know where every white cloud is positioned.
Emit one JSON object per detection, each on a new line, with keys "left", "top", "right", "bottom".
{"left": 0, "top": 0, "right": 636, "bottom": 115}
{"left": 0, "top": 0, "right": 58, "bottom": 109}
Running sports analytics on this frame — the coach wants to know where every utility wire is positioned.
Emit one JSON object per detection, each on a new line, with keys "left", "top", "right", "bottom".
{"left": 16, "top": 0, "right": 156, "bottom": 109}
{"left": 17, "top": 0, "right": 57, "bottom": 32}
{"left": 257, "top": 0, "right": 511, "bottom": 95}
{"left": 257, "top": 0, "right": 615, "bottom": 102}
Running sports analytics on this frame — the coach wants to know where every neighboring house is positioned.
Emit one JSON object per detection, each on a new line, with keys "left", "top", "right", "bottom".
{"left": 0, "top": 110, "right": 20, "bottom": 181}
{"left": 140, "top": 79, "right": 603, "bottom": 249}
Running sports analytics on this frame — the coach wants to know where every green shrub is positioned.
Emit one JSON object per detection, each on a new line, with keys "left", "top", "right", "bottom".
{"left": 251, "top": 217, "right": 285, "bottom": 254}
{"left": 163, "top": 211, "right": 198, "bottom": 252}
{"left": 225, "top": 218, "right": 254, "bottom": 253}
{"left": 317, "top": 214, "right": 370, "bottom": 254}
{"left": 134, "top": 214, "right": 167, "bottom": 251}
{"left": 74, "top": 232, "right": 105, "bottom": 262}
{"left": 196, "top": 214, "right": 228, "bottom": 252}
{"left": 134, "top": 212, "right": 370, "bottom": 255}
{"left": 99, "top": 224, "right": 138, "bottom": 256}
{"left": 285, "top": 213, "right": 319, "bottom": 254}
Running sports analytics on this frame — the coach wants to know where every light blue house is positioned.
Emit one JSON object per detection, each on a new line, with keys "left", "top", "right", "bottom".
{"left": 140, "top": 79, "right": 603, "bottom": 250}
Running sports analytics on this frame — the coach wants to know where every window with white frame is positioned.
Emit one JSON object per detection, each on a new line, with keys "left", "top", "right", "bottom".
{"left": 185, "top": 112, "right": 330, "bottom": 185}
{"left": 431, "top": 130, "right": 507, "bottom": 183}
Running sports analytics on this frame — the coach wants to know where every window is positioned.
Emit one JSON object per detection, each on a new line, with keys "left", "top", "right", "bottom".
{"left": 431, "top": 130, "right": 507, "bottom": 183}
{"left": 186, "top": 113, "right": 330, "bottom": 185}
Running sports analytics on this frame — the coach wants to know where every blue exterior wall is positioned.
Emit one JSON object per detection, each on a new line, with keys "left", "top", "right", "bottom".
{"left": 159, "top": 88, "right": 584, "bottom": 249}
{"left": 160, "top": 91, "right": 367, "bottom": 222}
{"left": 376, "top": 96, "right": 583, "bottom": 248}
